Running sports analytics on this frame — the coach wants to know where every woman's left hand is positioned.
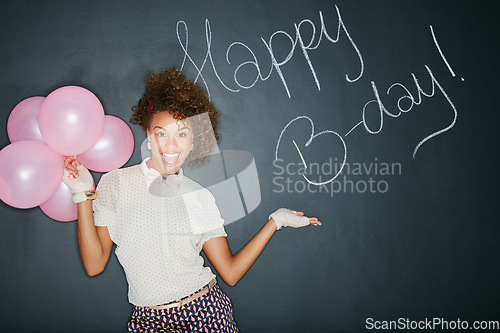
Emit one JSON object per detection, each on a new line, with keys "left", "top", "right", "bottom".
{"left": 269, "top": 208, "right": 321, "bottom": 230}
{"left": 297, "top": 210, "right": 321, "bottom": 226}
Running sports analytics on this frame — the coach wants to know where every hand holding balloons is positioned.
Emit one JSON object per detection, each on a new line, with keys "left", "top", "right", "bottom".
{"left": 62, "top": 157, "right": 94, "bottom": 194}
{"left": 1, "top": 85, "right": 134, "bottom": 222}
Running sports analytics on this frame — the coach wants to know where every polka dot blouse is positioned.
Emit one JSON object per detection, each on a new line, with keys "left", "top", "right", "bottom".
{"left": 93, "top": 158, "right": 227, "bottom": 306}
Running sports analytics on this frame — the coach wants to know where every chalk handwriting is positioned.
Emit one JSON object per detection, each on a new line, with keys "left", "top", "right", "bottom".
{"left": 176, "top": 5, "right": 460, "bottom": 187}
{"left": 177, "top": 4, "right": 363, "bottom": 98}
{"left": 430, "top": 25, "right": 464, "bottom": 81}
{"left": 177, "top": 20, "right": 239, "bottom": 99}
{"left": 275, "top": 23, "right": 459, "bottom": 186}
{"left": 346, "top": 64, "right": 457, "bottom": 158}
{"left": 275, "top": 116, "right": 347, "bottom": 185}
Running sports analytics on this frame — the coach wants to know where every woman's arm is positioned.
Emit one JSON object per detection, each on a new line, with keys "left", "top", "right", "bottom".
{"left": 65, "top": 156, "right": 113, "bottom": 276}
{"left": 76, "top": 200, "right": 114, "bottom": 276}
{"left": 203, "top": 212, "right": 320, "bottom": 286}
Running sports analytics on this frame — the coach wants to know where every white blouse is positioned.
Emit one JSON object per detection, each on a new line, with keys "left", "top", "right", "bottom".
{"left": 93, "top": 158, "right": 227, "bottom": 306}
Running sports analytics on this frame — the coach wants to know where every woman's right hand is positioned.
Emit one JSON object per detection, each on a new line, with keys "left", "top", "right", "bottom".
{"left": 63, "top": 156, "right": 94, "bottom": 194}
{"left": 64, "top": 155, "right": 79, "bottom": 178}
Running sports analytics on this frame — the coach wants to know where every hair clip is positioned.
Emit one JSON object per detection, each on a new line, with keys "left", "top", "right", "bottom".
{"left": 147, "top": 100, "right": 155, "bottom": 115}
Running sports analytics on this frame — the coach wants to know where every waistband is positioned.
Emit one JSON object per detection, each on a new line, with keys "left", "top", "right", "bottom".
{"left": 146, "top": 278, "right": 217, "bottom": 310}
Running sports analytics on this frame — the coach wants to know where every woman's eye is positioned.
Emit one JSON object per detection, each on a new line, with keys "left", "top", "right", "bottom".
{"left": 156, "top": 132, "right": 166, "bottom": 138}
{"left": 178, "top": 132, "right": 187, "bottom": 138}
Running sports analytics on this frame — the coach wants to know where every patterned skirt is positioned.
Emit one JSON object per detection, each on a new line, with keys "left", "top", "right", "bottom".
{"left": 128, "top": 284, "right": 239, "bottom": 332}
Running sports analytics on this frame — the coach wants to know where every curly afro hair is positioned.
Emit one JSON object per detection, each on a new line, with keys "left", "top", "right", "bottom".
{"left": 131, "top": 68, "right": 219, "bottom": 167}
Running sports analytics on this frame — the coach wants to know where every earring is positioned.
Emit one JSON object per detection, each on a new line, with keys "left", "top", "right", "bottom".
{"left": 191, "top": 143, "right": 194, "bottom": 151}
{"left": 147, "top": 141, "right": 151, "bottom": 150}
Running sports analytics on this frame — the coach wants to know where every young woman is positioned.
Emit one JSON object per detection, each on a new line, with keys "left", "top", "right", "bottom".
{"left": 63, "top": 68, "right": 321, "bottom": 332}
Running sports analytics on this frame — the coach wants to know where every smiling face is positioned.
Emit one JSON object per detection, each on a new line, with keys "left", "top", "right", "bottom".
{"left": 146, "top": 111, "right": 194, "bottom": 176}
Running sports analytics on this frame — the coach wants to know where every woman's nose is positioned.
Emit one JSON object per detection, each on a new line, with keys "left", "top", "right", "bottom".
{"left": 162, "top": 136, "right": 177, "bottom": 150}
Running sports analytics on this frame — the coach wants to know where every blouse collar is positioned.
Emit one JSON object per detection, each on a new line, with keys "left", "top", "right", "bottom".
{"left": 140, "top": 158, "right": 184, "bottom": 188}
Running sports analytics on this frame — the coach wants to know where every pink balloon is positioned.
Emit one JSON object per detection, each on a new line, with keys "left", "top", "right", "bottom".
{"left": 78, "top": 115, "right": 134, "bottom": 172}
{"left": 38, "top": 86, "right": 105, "bottom": 156}
{"left": 0, "top": 140, "right": 64, "bottom": 209}
{"left": 39, "top": 181, "right": 77, "bottom": 222}
{"left": 7, "top": 96, "right": 45, "bottom": 143}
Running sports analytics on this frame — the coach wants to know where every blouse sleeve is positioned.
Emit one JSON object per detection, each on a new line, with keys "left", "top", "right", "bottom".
{"left": 198, "top": 225, "right": 227, "bottom": 246}
{"left": 181, "top": 187, "right": 227, "bottom": 248}
{"left": 198, "top": 190, "right": 227, "bottom": 246}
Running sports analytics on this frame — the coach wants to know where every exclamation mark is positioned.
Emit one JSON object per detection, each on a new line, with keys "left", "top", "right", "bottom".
{"left": 430, "top": 25, "right": 464, "bottom": 81}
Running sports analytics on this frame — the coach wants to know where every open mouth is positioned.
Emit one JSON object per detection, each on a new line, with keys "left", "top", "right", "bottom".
{"left": 162, "top": 152, "right": 180, "bottom": 166}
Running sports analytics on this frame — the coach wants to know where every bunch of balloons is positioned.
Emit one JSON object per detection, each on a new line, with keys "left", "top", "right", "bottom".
{"left": 0, "top": 86, "right": 134, "bottom": 221}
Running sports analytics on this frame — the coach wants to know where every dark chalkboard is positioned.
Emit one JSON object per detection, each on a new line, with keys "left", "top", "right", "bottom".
{"left": 1, "top": 1, "right": 499, "bottom": 332}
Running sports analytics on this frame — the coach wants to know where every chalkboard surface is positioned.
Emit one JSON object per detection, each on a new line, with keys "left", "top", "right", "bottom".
{"left": 1, "top": 1, "right": 499, "bottom": 332}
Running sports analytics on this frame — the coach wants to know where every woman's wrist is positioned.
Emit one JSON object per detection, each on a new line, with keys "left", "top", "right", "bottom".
{"left": 73, "top": 190, "right": 97, "bottom": 204}
{"left": 266, "top": 218, "right": 278, "bottom": 233}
